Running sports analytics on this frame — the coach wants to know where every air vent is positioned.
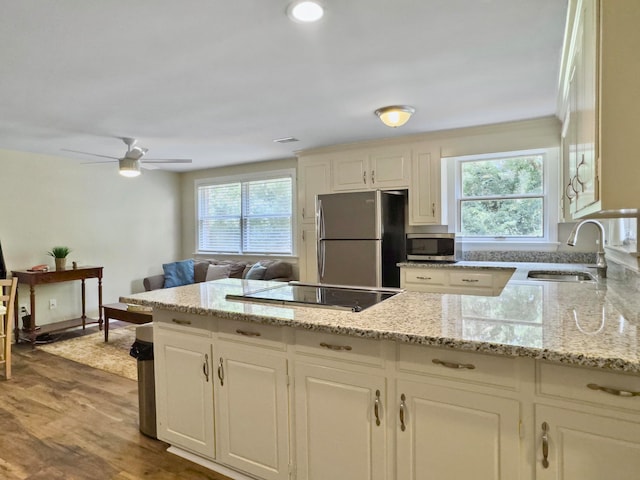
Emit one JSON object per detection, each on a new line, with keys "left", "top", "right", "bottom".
{"left": 273, "top": 137, "right": 299, "bottom": 144}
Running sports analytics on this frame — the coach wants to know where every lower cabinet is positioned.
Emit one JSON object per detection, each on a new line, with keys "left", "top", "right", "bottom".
{"left": 215, "top": 341, "right": 290, "bottom": 480}
{"left": 396, "top": 379, "right": 521, "bottom": 480}
{"left": 154, "top": 325, "right": 215, "bottom": 459}
{"left": 535, "top": 405, "right": 640, "bottom": 480}
{"left": 294, "top": 362, "right": 387, "bottom": 480}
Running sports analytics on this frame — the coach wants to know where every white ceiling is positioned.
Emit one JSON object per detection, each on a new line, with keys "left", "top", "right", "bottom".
{"left": 0, "top": 0, "right": 568, "bottom": 172}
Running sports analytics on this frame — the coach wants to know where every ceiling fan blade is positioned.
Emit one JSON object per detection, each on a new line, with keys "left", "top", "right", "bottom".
{"left": 61, "top": 149, "right": 119, "bottom": 160}
{"left": 141, "top": 159, "right": 193, "bottom": 164}
{"left": 80, "top": 160, "right": 118, "bottom": 164}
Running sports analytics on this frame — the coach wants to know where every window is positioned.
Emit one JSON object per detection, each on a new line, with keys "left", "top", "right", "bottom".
{"left": 196, "top": 171, "right": 294, "bottom": 255}
{"left": 448, "top": 149, "right": 559, "bottom": 246}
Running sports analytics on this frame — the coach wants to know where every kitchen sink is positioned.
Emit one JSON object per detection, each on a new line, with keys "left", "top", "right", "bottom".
{"left": 527, "top": 271, "right": 596, "bottom": 283}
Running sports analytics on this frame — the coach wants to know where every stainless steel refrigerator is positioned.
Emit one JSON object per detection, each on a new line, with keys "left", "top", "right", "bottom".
{"left": 316, "top": 190, "right": 406, "bottom": 288}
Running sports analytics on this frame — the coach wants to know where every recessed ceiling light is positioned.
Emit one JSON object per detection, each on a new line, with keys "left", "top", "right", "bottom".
{"left": 287, "top": 1, "right": 324, "bottom": 23}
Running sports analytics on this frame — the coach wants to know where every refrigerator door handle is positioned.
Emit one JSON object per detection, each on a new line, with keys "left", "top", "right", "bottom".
{"left": 317, "top": 200, "right": 324, "bottom": 281}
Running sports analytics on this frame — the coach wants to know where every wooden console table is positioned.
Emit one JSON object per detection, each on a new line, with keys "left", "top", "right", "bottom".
{"left": 12, "top": 266, "right": 103, "bottom": 347}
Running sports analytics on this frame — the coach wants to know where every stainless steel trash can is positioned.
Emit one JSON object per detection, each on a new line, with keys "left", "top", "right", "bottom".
{"left": 130, "top": 323, "right": 156, "bottom": 438}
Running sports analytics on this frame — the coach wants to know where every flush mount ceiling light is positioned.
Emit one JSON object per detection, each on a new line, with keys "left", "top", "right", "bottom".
{"left": 287, "top": 1, "right": 324, "bottom": 23}
{"left": 374, "top": 105, "right": 416, "bottom": 128}
{"left": 119, "top": 158, "right": 141, "bottom": 177}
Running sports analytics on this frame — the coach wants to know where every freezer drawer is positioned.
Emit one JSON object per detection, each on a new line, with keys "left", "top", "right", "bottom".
{"left": 318, "top": 240, "right": 381, "bottom": 287}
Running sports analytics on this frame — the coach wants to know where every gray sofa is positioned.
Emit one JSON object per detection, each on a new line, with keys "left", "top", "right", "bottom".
{"left": 143, "top": 258, "right": 294, "bottom": 291}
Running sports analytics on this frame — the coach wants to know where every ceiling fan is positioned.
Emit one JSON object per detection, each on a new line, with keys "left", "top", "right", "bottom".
{"left": 63, "top": 137, "right": 192, "bottom": 177}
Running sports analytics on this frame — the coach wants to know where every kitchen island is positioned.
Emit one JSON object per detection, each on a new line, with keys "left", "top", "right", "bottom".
{"left": 121, "top": 263, "right": 640, "bottom": 480}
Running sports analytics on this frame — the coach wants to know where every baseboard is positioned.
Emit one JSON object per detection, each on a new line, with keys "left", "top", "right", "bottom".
{"left": 166, "top": 446, "right": 257, "bottom": 480}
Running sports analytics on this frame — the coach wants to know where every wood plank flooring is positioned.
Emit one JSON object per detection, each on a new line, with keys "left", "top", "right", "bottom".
{"left": 0, "top": 340, "right": 231, "bottom": 480}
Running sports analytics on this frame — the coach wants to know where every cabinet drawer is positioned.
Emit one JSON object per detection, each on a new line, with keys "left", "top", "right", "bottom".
{"left": 217, "top": 319, "right": 286, "bottom": 350}
{"left": 154, "top": 309, "right": 215, "bottom": 334}
{"left": 403, "top": 269, "right": 448, "bottom": 285}
{"left": 397, "top": 344, "right": 518, "bottom": 390}
{"left": 294, "top": 330, "right": 385, "bottom": 367}
{"left": 449, "top": 271, "right": 493, "bottom": 288}
{"left": 537, "top": 362, "right": 640, "bottom": 413}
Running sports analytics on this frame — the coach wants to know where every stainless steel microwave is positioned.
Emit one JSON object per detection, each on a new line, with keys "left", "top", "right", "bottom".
{"left": 406, "top": 233, "right": 460, "bottom": 262}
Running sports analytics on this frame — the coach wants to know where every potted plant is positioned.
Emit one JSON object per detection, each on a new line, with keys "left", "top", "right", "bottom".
{"left": 48, "top": 246, "right": 71, "bottom": 270}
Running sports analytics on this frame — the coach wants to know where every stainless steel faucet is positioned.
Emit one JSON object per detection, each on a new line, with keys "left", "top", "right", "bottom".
{"left": 567, "top": 219, "right": 607, "bottom": 278}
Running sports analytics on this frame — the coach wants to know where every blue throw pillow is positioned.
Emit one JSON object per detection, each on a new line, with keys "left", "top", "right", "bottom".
{"left": 245, "top": 263, "right": 267, "bottom": 280}
{"left": 163, "top": 259, "right": 195, "bottom": 288}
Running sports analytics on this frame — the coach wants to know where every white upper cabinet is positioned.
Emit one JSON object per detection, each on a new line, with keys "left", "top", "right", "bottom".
{"left": 332, "top": 146, "right": 411, "bottom": 191}
{"left": 408, "top": 142, "right": 445, "bottom": 225}
{"left": 561, "top": 0, "right": 640, "bottom": 217}
{"left": 298, "top": 157, "right": 331, "bottom": 224}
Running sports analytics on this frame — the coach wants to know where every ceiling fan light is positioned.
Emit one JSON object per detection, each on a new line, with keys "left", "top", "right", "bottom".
{"left": 375, "top": 105, "right": 415, "bottom": 128}
{"left": 119, "top": 158, "right": 141, "bottom": 177}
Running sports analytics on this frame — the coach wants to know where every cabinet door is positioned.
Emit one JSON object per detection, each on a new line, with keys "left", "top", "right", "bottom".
{"left": 396, "top": 379, "right": 520, "bottom": 480}
{"left": 294, "top": 362, "right": 387, "bottom": 480}
{"left": 535, "top": 405, "right": 640, "bottom": 480}
{"left": 332, "top": 153, "right": 369, "bottom": 191}
{"left": 154, "top": 327, "right": 215, "bottom": 458}
{"left": 368, "top": 147, "right": 411, "bottom": 188}
{"left": 298, "top": 224, "right": 318, "bottom": 283}
{"left": 299, "top": 158, "right": 331, "bottom": 224}
{"left": 409, "top": 143, "right": 443, "bottom": 225}
{"left": 215, "top": 342, "right": 290, "bottom": 480}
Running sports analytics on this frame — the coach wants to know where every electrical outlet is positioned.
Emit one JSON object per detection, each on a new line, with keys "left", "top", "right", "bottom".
{"left": 49, "top": 298, "right": 57, "bottom": 309}
{"left": 20, "top": 304, "right": 28, "bottom": 313}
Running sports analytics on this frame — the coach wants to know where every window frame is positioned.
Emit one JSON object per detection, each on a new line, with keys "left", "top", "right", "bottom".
{"left": 446, "top": 148, "right": 560, "bottom": 251}
{"left": 195, "top": 168, "right": 297, "bottom": 256}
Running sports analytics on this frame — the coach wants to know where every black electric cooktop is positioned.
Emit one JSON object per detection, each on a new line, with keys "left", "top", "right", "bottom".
{"left": 226, "top": 282, "right": 400, "bottom": 312}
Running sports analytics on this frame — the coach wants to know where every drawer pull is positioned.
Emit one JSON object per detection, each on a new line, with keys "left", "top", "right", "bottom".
{"left": 218, "top": 357, "right": 224, "bottom": 386}
{"left": 432, "top": 358, "right": 476, "bottom": 370}
{"left": 461, "top": 278, "right": 479, "bottom": 283}
{"left": 416, "top": 276, "right": 432, "bottom": 281}
{"left": 374, "top": 389, "right": 381, "bottom": 426}
{"left": 236, "top": 329, "right": 261, "bottom": 337}
{"left": 587, "top": 383, "right": 640, "bottom": 397}
{"left": 399, "top": 393, "right": 407, "bottom": 432}
{"left": 320, "top": 342, "right": 352, "bottom": 351}
{"left": 541, "top": 422, "right": 550, "bottom": 468}
{"left": 172, "top": 318, "right": 192, "bottom": 325}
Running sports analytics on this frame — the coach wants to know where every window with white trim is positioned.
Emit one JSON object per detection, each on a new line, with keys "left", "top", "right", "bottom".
{"left": 447, "top": 149, "right": 559, "bottom": 246}
{"left": 196, "top": 171, "right": 294, "bottom": 255}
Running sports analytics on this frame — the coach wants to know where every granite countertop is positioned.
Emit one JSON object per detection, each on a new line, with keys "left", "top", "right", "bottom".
{"left": 121, "top": 262, "right": 640, "bottom": 373}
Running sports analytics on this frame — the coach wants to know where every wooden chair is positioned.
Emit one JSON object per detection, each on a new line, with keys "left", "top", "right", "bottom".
{"left": 0, "top": 277, "right": 18, "bottom": 380}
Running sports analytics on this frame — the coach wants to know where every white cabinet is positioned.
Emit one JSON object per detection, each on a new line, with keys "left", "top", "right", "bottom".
{"left": 331, "top": 146, "right": 411, "bottom": 191}
{"left": 215, "top": 341, "right": 290, "bottom": 480}
{"left": 154, "top": 324, "right": 215, "bottom": 459}
{"left": 409, "top": 142, "right": 445, "bottom": 225}
{"left": 535, "top": 405, "right": 640, "bottom": 480}
{"left": 294, "top": 362, "right": 387, "bottom": 480}
{"left": 298, "top": 223, "right": 318, "bottom": 283}
{"left": 561, "top": 0, "right": 640, "bottom": 217}
{"left": 298, "top": 157, "right": 331, "bottom": 224}
{"left": 400, "top": 266, "right": 514, "bottom": 296}
{"left": 396, "top": 379, "right": 521, "bottom": 480}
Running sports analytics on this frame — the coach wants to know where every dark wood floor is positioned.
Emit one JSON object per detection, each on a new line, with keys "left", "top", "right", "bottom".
{"left": 0, "top": 336, "right": 231, "bottom": 480}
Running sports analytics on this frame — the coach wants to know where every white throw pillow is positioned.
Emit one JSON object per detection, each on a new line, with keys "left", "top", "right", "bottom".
{"left": 205, "top": 264, "right": 231, "bottom": 281}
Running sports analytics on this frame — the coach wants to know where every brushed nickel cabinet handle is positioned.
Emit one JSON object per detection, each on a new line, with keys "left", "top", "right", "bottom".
{"left": 217, "top": 357, "right": 224, "bottom": 386}
{"left": 432, "top": 358, "right": 476, "bottom": 370}
{"left": 461, "top": 278, "right": 479, "bottom": 283}
{"left": 203, "top": 354, "right": 209, "bottom": 382}
{"left": 587, "top": 383, "right": 640, "bottom": 397}
{"left": 374, "top": 389, "right": 381, "bottom": 426}
{"left": 236, "top": 329, "right": 261, "bottom": 337}
{"left": 416, "top": 276, "right": 432, "bottom": 281}
{"left": 399, "top": 393, "right": 407, "bottom": 432}
{"left": 432, "top": 203, "right": 435, "bottom": 216}
{"left": 172, "top": 318, "right": 191, "bottom": 325}
{"left": 302, "top": 207, "right": 305, "bottom": 219}
{"left": 541, "top": 422, "right": 550, "bottom": 469}
{"left": 363, "top": 171, "right": 367, "bottom": 184}
{"left": 371, "top": 170, "right": 375, "bottom": 184}
{"left": 320, "top": 342, "right": 352, "bottom": 351}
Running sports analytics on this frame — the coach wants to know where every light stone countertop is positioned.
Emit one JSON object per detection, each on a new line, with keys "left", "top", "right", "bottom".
{"left": 120, "top": 263, "right": 640, "bottom": 373}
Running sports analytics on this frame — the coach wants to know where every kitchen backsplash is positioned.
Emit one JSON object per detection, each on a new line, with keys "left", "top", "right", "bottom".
{"left": 462, "top": 250, "right": 597, "bottom": 264}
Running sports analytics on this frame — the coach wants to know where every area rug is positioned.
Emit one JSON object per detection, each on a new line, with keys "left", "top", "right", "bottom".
{"left": 39, "top": 325, "right": 137, "bottom": 381}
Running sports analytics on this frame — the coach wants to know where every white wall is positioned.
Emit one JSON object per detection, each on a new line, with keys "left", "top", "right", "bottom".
{"left": 0, "top": 149, "right": 182, "bottom": 325}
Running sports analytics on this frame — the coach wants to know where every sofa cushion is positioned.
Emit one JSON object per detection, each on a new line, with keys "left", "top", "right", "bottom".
{"left": 163, "top": 259, "right": 194, "bottom": 288}
{"left": 245, "top": 263, "right": 268, "bottom": 280}
{"left": 206, "top": 264, "right": 231, "bottom": 281}
{"left": 215, "top": 260, "right": 248, "bottom": 278}
{"left": 194, "top": 260, "right": 213, "bottom": 283}
{"left": 260, "top": 260, "right": 293, "bottom": 281}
